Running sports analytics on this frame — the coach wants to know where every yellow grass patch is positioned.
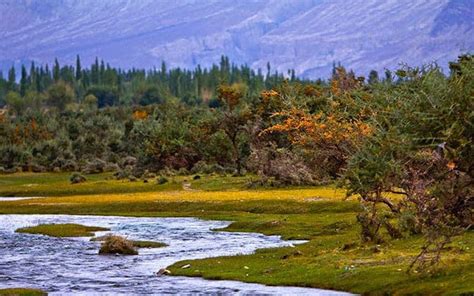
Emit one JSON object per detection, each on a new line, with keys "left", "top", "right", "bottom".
{"left": 18, "top": 187, "right": 348, "bottom": 205}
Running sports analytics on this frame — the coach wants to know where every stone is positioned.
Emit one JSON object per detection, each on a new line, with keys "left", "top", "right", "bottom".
{"left": 156, "top": 268, "right": 171, "bottom": 276}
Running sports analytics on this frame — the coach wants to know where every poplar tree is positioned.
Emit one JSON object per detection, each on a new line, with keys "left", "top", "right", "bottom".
{"left": 53, "top": 59, "right": 60, "bottom": 82}
{"left": 20, "top": 65, "right": 27, "bottom": 96}
{"left": 7, "top": 66, "right": 16, "bottom": 91}
{"left": 75, "top": 55, "right": 82, "bottom": 81}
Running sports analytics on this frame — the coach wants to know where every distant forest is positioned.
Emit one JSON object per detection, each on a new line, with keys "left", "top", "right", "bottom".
{"left": 0, "top": 56, "right": 310, "bottom": 108}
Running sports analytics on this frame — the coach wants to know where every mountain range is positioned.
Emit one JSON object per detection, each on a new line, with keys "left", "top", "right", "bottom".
{"left": 0, "top": 0, "right": 473, "bottom": 78}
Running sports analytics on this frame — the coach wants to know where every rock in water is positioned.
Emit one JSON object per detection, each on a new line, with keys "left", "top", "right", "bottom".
{"left": 156, "top": 268, "right": 171, "bottom": 276}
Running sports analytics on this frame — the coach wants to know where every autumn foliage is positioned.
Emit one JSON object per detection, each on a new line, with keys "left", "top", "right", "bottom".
{"left": 132, "top": 109, "right": 148, "bottom": 120}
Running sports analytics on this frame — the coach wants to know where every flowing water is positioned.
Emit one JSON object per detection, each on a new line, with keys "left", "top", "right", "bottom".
{"left": 0, "top": 197, "right": 41, "bottom": 201}
{"left": 0, "top": 215, "right": 351, "bottom": 295}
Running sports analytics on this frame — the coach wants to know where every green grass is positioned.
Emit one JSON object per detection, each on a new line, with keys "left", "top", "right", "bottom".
{"left": 130, "top": 240, "right": 167, "bottom": 248}
{"left": 1, "top": 173, "right": 473, "bottom": 295}
{"left": 168, "top": 235, "right": 473, "bottom": 295}
{"left": 15, "top": 223, "right": 109, "bottom": 237}
{"left": 0, "top": 288, "right": 46, "bottom": 296}
{"left": 190, "top": 175, "right": 256, "bottom": 191}
{"left": 0, "top": 172, "right": 182, "bottom": 197}
{"left": 0, "top": 172, "right": 320, "bottom": 197}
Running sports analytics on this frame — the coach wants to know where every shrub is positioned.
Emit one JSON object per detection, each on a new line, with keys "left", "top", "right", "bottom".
{"left": 177, "top": 167, "right": 189, "bottom": 176}
{"left": 84, "top": 94, "right": 98, "bottom": 110}
{"left": 344, "top": 57, "right": 474, "bottom": 272}
{"left": 249, "top": 144, "right": 316, "bottom": 185}
{"left": 6, "top": 91, "right": 34, "bottom": 115}
{"left": 86, "top": 85, "right": 119, "bottom": 108}
{"left": 114, "top": 169, "right": 130, "bottom": 180}
{"left": 104, "top": 162, "right": 120, "bottom": 172}
{"left": 157, "top": 176, "right": 168, "bottom": 184}
{"left": 122, "top": 156, "right": 137, "bottom": 167}
{"left": 47, "top": 81, "right": 74, "bottom": 111}
{"left": 82, "top": 158, "right": 106, "bottom": 174}
{"left": 30, "top": 164, "right": 46, "bottom": 173}
{"left": 143, "top": 170, "right": 156, "bottom": 179}
{"left": 70, "top": 172, "right": 86, "bottom": 184}
{"left": 0, "top": 145, "right": 29, "bottom": 169}
{"left": 62, "top": 159, "right": 78, "bottom": 171}
{"left": 399, "top": 211, "right": 422, "bottom": 235}
{"left": 191, "top": 161, "right": 212, "bottom": 174}
{"left": 98, "top": 235, "right": 138, "bottom": 255}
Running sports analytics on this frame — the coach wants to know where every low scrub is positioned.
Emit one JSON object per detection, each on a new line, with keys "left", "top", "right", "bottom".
{"left": 69, "top": 172, "right": 86, "bottom": 184}
{"left": 98, "top": 235, "right": 138, "bottom": 255}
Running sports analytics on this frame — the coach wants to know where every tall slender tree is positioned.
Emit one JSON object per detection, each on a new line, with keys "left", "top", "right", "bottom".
{"left": 53, "top": 59, "right": 60, "bottom": 82}
{"left": 20, "top": 65, "right": 28, "bottom": 96}
{"left": 7, "top": 66, "right": 16, "bottom": 91}
{"left": 75, "top": 55, "right": 82, "bottom": 81}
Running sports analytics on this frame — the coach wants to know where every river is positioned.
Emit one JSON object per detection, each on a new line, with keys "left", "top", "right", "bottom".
{"left": 0, "top": 214, "right": 351, "bottom": 295}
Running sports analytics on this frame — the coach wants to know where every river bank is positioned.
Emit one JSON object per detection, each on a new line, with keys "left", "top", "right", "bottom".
{"left": 0, "top": 173, "right": 472, "bottom": 295}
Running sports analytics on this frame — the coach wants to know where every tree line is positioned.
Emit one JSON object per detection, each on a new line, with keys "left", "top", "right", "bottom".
{"left": 0, "top": 55, "right": 302, "bottom": 109}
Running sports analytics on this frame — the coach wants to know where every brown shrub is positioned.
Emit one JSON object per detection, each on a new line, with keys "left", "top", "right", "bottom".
{"left": 98, "top": 235, "right": 138, "bottom": 255}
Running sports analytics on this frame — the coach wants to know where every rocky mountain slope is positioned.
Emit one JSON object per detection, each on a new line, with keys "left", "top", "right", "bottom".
{"left": 0, "top": 0, "right": 472, "bottom": 78}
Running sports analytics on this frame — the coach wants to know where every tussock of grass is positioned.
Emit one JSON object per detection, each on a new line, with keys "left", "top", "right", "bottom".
{"left": 91, "top": 236, "right": 167, "bottom": 248}
{"left": 0, "top": 288, "right": 46, "bottom": 296}
{"left": 98, "top": 235, "right": 138, "bottom": 255}
{"left": 15, "top": 223, "right": 109, "bottom": 237}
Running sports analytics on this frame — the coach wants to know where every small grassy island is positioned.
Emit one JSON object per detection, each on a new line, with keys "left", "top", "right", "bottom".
{"left": 14, "top": 224, "right": 167, "bottom": 250}
{"left": 131, "top": 240, "right": 167, "bottom": 248}
{"left": 15, "top": 223, "right": 109, "bottom": 237}
{"left": 0, "top": 288, "right": 46, "bottom": 296}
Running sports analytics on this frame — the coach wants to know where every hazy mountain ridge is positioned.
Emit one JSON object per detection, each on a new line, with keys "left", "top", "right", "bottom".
{"left": 0, "top": 0, "right": 472, "bottom": 78}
